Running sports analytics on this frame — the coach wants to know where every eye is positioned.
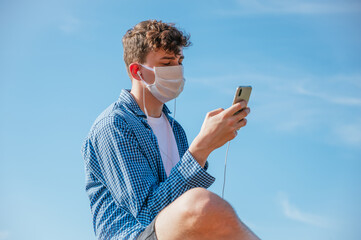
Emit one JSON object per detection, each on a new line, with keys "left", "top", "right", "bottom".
{"left": 162, "top": 62, "right": 171, "bottom": 66}
{"left": 179, "top": 58, "right": 184, "bottom": 65}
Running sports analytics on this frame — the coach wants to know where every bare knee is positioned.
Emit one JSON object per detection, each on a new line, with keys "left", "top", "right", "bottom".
{"left": 179, "top": 188, "right": 240, "bottom": 230}
{"left": 181, "top": 188, "right": 234, "bottom": 214}
{"left": 155, "top": 188, "right": 259, "bottom": 240}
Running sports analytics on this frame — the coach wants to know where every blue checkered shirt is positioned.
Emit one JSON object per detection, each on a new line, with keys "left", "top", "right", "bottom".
{"left": 81, "top": 89, "right": 215, "bottom": 239}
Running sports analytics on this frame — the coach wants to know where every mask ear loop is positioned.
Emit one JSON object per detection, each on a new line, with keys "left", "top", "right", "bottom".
{"left": 171, "top": 98, "right": 176, "bottom": 130}
{"left": 138, "top": 71, "right": 149, "bottom": 118}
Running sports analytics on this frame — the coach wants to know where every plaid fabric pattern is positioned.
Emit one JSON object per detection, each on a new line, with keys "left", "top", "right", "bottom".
{"left": 81, "top": 89, "right": 215, "bottom": 239}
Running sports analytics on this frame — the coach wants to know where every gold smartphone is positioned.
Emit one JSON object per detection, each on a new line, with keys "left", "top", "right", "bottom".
{"left": 232, "top": 86, "right": 252, "bottom": 115}
{"left": 232, "top": 86, "right": 252, "bottom": 105}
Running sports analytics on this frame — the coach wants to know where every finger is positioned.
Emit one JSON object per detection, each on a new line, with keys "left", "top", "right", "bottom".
{"left": 223, "top": 101, "right": 247, "bottom": 118}
{"left": 207, "top": 108, "right": 224, "bottom": 117}
{"left": 235, "top": 107, "right": 250, "bottom": 121}
{"left": 227, "top": 130, "right": 238, "bottom": 142}
{"left": 228, "top": 107, "right": 250, "bottom": 124}
{"left": 235, "top": 118, "right": 247, "bottom": 130}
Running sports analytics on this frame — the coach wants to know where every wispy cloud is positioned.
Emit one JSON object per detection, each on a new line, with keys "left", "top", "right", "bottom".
{"left": 190, "top": 72, "right": 361, "bottom": 109}
{"left": 217, "top": 0, "right": 361, "bottom": 16}
{"left": 0, "top": 231, "right": 9, "bottom": 240}
{"left": 59, "top": 15, "right": 81, "bottom": 34}
{"left": 278, "top": 192, "right": 330, "bottom": 227}
{"left": 334, "top": 122, "right": 361, "bottom": 147}
{"left": 190, "top": 71, "right": 361, "bottom": 147}
{"left": 294, "top": 85, "right": 361, "bottom": 107}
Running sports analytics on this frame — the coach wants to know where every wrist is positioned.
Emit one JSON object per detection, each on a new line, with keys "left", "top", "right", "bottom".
{"left": 189, "top": 136, "right": 212, "bottom": 167}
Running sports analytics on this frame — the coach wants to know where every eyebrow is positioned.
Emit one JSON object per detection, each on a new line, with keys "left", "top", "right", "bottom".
{"left": 160, "top": 55, "right": 184, "bottom": 60}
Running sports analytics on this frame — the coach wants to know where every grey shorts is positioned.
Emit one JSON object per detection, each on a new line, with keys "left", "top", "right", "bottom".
{"left": 137, "top": 217, "right": 158, "bottom": 240}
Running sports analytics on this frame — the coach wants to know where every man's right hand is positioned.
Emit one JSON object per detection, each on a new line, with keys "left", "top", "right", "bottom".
{"left": 189, "top": 100, "right": 250, "bottom": 167}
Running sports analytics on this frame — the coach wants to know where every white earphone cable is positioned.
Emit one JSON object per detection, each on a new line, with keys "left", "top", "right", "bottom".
{"left": 142, "top": 86, "right": 149, "bottom": 117}
{"left": 222, "top": 141, "right": 231, "bottom": 199}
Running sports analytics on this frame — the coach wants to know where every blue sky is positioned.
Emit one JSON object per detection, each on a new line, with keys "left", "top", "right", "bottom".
{"left": 1, "top": 0, "right": 360, "bottom": 239}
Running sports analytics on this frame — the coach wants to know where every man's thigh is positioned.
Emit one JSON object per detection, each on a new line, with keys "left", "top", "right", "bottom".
{"left": 136, "top": 188, "right": 200, "bottom": 240}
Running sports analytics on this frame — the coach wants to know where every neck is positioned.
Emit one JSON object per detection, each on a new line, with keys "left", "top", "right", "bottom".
{"left": 130, "top": 84, "right": 163, "bottom": 118}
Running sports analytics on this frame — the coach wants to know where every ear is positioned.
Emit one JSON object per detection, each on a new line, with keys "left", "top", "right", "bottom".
{"left": 129, "top": 63, "right": 141, "bottom": 81}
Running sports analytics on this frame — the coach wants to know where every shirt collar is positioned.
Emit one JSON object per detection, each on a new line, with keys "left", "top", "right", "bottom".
{"left": 118, "top": 89, "right": 171, "bottom": 118}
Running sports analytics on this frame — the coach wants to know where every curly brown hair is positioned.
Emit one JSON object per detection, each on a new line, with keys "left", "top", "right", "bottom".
{"left": 122, "top": 20, "right": 191, "bottom": 76}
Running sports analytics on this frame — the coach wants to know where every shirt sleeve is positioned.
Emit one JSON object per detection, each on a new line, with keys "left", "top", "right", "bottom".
{"left": 86, "top": 116, "right": 215, "bottom": 226}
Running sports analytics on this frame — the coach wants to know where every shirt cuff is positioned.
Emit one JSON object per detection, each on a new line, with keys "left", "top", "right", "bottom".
{"left": 174, "top": 150, "right": 215, "bottom": 189}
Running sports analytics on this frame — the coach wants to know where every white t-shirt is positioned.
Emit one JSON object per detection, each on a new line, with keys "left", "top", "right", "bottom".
{"left": 147, "top": 113, "right": 180, "bottom": 177}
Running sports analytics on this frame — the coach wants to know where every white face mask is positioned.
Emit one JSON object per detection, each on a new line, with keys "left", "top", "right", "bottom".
{"left": 137, "top": 64, "right": 185, "bottom": 103}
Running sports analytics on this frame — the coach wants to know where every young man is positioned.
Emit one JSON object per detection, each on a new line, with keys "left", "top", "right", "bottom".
{"left": 82, "top": 20, "right": 259, "bottom": 240}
